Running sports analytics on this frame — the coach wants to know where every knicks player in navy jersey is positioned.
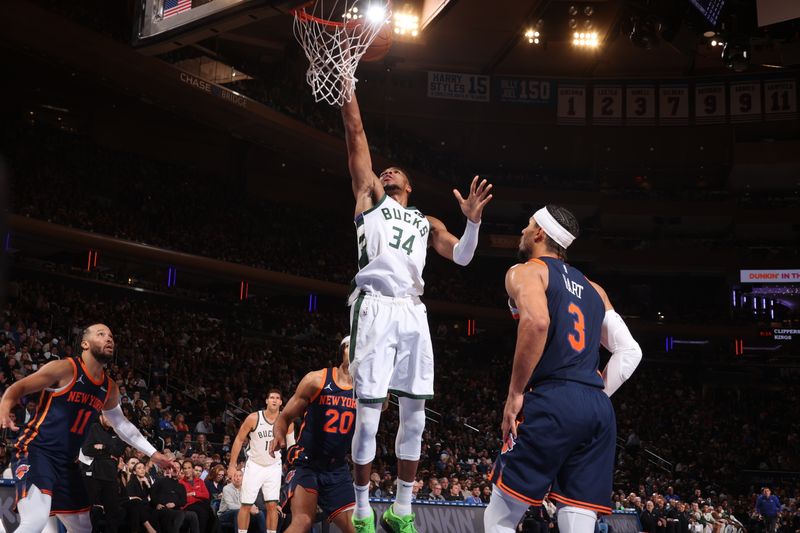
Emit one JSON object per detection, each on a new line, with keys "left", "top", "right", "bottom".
{"left": 0, "top": 324, "right": 174, "bottom": 533}
{"left": 484, "top": 206, "right": 642, "bottom": 533}
{"left": 270, "top": 336, "right": 357, "bottom": 533}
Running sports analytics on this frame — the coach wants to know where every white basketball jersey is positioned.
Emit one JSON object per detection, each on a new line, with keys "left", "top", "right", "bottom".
{"left": 353, "top": 195, "right": 431, "bottom": 298}
{"left": 246, "top": 410, "right": 279, "bottom": 466}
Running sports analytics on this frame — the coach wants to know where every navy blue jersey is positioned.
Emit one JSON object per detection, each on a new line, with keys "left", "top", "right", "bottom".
{"left": 289, "top": 367, "right": 356, "bottom": 469}
{"left": 16, "top": 357, "right": 111, "bottom": 460}
{"left": 527, "top": 257, "right": 605, "bottom": 389}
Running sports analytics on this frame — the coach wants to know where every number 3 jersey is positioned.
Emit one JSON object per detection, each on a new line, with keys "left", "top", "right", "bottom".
{"left": 16, "top": 356, "right": 112, "bottom": 460}
{"left": 352, "top": 194, "right": 431, "bottom": 299}
{"left": 288, "top": 367, "right": 355, "bottom": 469}
{"left": 524, "top": 257, "right": 606, "bottom": 389}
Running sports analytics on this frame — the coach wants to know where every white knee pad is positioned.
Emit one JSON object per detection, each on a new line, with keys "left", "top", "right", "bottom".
{"left": 57, "top": 511, "right": 92, "bottom": 533}
{"left": 557, "top": 505, "right": 597, "bottom": 533}
{"left": 395, "top": 397, "right": 426, "bottom": 461}
{"left": 483, "top": 486, "right": 529, "bottom": 533}
{"left": 16, "top": 485, "right": 53, "bottom": 533}
{"left": 351, "top": 401, "right": 383, "bottom": 465}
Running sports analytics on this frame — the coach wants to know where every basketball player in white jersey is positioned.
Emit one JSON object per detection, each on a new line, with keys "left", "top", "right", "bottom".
{"left": 228, "top": 390, "right": 295, "bottom": 533}
{"left": 341, "top": 92, "right": 493, "bottom": 533}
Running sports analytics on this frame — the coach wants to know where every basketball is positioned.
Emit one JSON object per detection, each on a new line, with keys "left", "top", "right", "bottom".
{"left": 360, "top": 22, "right": 393, "bottom": 62}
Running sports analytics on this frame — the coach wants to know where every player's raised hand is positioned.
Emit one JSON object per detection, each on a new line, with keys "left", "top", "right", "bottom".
{"left": 269, "top": 430, "right": 285, "bottom": 459}
{"left": 454, "top": 176, "right": 493, "bottom": 224}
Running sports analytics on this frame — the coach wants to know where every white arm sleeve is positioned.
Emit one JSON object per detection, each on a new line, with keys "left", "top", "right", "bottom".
{"left": 286, "top": 428, "right": 296, "bottom": 448}
{"left": 451, "top": 219, "right": 481, "bottom": 266}
{"left": 600, "top": 310, "right": 642, "bottom": 397}
{"left": 102, "top": 405, "right": 158, "bottom": 457}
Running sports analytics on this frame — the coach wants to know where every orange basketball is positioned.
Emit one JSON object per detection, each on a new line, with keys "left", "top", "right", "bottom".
{"left": 361, "top": 23, "right": 394, "bottom": 62}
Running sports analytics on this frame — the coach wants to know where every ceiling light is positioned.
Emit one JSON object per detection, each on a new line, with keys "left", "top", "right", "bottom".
{"left": 393, "top": 10, "right": 420, "bottom": 37}
{"left": 365, "top": 4, "right": 387, "bottom": 24}
{"left": 703, "top": 30, "right": 716, "bottom": 38}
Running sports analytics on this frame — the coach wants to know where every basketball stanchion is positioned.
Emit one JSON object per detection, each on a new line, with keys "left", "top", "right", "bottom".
{"left": 292, "top": 0, "right": 392, "bottom": 106}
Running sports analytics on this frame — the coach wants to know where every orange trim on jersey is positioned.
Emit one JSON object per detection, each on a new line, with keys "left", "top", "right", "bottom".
{"left": 40, "top": 489, "right": 53, "bottom": 496}
{"left": 527, "top": 258, "right": 547, "bottom": 266}
{"left": 328, "top": 502, "right": 355, "bottom": 522}
{"left": 496, "top": 474, "right": 543, "bottom": 506}
{"left": 78, "top": 356, "right": 105, "bottom": 386}
{"left": 309, "top": 368, "right": 327, "bottom": 404}
{"left": 547, "top": 492, "right": 612, "bottom": 514}
{"left": 16, "top": 393, "right": 54, "bottom": 457}
{"left": 331, "top": 367, "right": 353, "bottom": 391}
{"left": 596, "top": 370, "right": 603, "bottom": 378}
{"left": 295, "top": 419, "right": 307, "bottom": 445}
{"left": 52, "top": 358, "right": 78, "bottom": 397}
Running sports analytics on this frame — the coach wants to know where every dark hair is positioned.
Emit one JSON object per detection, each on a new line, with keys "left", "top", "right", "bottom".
{"left": 338, "top": 338, "right": 349, "bottom": 361}
{"left": 386, "top": 166, "right": 412, "bottom": 188}
{"left": 542, "top": 205, "right": 579, "bottom": 260}
{"left": 267, "top": 388, "right": 282, "bottom": 399}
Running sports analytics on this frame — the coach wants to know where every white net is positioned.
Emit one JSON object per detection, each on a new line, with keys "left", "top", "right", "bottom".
{"left": 293, "top": 1, "right": 391, "bottom": 107}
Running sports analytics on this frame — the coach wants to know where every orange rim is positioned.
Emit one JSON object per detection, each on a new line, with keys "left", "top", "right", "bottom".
{"left": 292, "top": 1, "right": 390, "bottom": 29}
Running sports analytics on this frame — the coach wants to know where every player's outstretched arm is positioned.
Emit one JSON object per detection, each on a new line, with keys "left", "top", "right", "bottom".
{"left": 102, "top": 382, "right": 174, "bottom": 471}
{"left": 0, "top": 359, "right": 74, "bottom": 431}
{"left": 341, "top": 92, "right": 383, "bottom": 215}
{"left": 227, "top": 412, "right": 258, "bottom": 479}
{"left": 589, "top": 281, "right": 642, "bottom": 397}
{"left": 502, "top": 263, "right": 550, "bottom": 441}
{"left": 429, "top": 176, "right": 493, "bottom": 265}
{"left": 269, "top": 370, "right": 324, "bottom": 458}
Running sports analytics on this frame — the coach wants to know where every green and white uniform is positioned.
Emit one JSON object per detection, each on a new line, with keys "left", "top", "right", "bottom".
{"left": 241, "top": 411, "right": 281, "bottom": 504}
{"left": 349, "top": 194, "right": 435, "bottom": 403}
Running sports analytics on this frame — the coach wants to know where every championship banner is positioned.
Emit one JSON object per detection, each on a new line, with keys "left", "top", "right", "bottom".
{"left": 557, "top": 85, "right": 587, "bottom": 125}
{"left": 763, "top": 79, "right": 798, "bottom": 121}
{"left": 625, "top": 85, "right": 656, "bottom": 125}
{"left": 730, "top": 81, "right": 762, "bottom": 123}
{"left": 495, "top": 77, "right": 554, "bottom": 105}
{"left": 658, "top": 84, "right": 690, "bottom": 125}
{"left": 694, "top": 83, "right": 727, "bottom": 124}
{"left": 592, "top": 85, "right": 623, "bottom": 125}
{"left": 427, "top": 71, "right": 490, "bottom": 102}
{"left": 740, "top": 269, "right": 800, "bottom": 283}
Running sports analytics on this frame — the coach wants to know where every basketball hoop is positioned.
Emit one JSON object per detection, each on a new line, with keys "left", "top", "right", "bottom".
{"left": 292, "top": 0, "right": 392, "bottom": 107}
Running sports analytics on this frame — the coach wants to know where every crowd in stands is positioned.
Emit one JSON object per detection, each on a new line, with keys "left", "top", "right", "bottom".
{"left": 2, "top": 276, "right": 800, "bottom": 532}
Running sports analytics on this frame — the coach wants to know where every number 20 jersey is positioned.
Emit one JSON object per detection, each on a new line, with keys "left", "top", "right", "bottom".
{"left": 289, "top": 367, "right": 356, "bottom": 469}
{"left": 526, "top": 256, "right": 606, "bottom": 390}
{"left": 15, "top": 356, "right": 111, "bottom": 460}
{"left": 352, "top": 194, "right": 431, "bottom": 298}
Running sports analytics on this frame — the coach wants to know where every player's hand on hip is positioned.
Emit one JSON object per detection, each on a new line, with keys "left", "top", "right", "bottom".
{"left": 269, "top": 432, "right": 285, "bottom": 458}
{"left": 453, "top": 175, "right": 493, "bottom": 224}
{"left": 0, "top": 410, "right": 18, "bottom": 432}
{"left": 501, "top": 392, "right": 524, "bottom": 442}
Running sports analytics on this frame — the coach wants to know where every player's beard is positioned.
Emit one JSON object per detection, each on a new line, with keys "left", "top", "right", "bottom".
{"left": 91, "top": 345, "right": 114, "bottom": 363}
{"left": 383, "top": 183, "right": 401, "bottom": 195}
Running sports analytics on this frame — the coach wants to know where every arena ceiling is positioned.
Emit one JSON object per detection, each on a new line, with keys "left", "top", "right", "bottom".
{"left": 179, "top": 0, "right": 799, "bottom": 79}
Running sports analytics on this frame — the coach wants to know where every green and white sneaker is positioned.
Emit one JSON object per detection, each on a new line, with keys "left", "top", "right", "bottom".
{"left": 352, "top": 509, "right": 376, "bottom": 533}
{"left": 380, "top": 504, "right": 419, "bottom": 533}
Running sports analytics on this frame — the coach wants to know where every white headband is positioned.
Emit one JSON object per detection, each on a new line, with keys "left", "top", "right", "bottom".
{"left": 340, "top": 336, "right": 350, "bottom": 346}
{"left": 533, "top": 207, "right": 575, "bottom": 249}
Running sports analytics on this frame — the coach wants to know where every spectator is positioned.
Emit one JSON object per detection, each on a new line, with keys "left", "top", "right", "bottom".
{"left": 195, "top": 414, "right": 214, "bottom": 435}
{"left": 757, "top": 488, "right": 781, "bottom": 533}
{"left": 465, "top": 486, "right": 482, "bottom": 504}
{"left": 179, "top": 460, "right": 214, "bottom": 533}
{"left": 127, "top": 462, "right": 158, "bottom": 533}
{"left": 151, "top": 462, "right": 190, "bottom": 533}
{"left": 219, "top": 469, "right": 266, "bottom": 533}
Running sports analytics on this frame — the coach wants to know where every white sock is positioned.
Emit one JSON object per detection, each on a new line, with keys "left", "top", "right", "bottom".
{"left": 354, "top": 483, "right": 372, "bottom": 519}
{"left": 267, "top": 530, "right": 276, "bottom": 533}
{"left": 557, "top": 505, "right": 597, "bottom": 533}
{"left": 238, "top": 530, "right": 247, "bottom": 533}
{"left": 393, "top": 479, "right": 414, "bottom": 516}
